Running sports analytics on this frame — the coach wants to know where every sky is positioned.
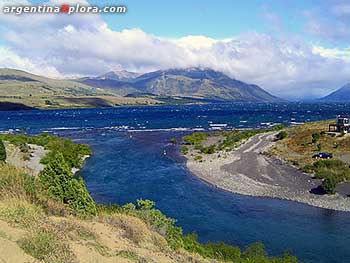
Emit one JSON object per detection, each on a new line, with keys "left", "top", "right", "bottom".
{"left": 0, "top": 0, "right": 350, "bottom": 100}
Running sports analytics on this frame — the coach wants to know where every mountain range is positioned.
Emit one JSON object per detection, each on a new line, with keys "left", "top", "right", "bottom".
{"left": 319, "top": 83, "right": 350, "bottom": 102}
{"left": 0, "top": 67, "right": 283, "bottom": 109}
{"left": 79, "top": 68, "right": 280, "bottom": 102}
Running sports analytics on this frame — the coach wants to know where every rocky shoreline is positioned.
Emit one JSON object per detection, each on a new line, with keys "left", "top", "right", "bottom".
{"left": 184, "top": 132, "right": 350, "bottom": 212}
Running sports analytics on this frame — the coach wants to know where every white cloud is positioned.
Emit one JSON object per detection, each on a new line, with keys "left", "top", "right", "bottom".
{"left": 313, "top": 46, "right": 350, "bottom": 60}
{"left": 0, "top": 0, "right": 350, "bottom": 99}
{"left": 0, "top": 46, "right": 61, "bottom": 77}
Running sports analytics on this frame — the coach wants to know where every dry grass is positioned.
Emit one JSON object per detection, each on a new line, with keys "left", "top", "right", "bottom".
{"left": 269, "top": 120, "right": 350, "bottom": 167}
{"left": 104, "top": 214, "right": 150, "bottom": 245}
{"left": 18, "top": 224, "right": 77, "bottom": 263}
{"left": 0, "top": 163, "right": 31, "bottom": 198}
{"left": 0, "top": 198, "right": 44, "bottom": 228}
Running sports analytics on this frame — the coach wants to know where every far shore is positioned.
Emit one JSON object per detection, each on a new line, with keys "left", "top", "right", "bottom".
{"left": 184, "top": 132, "right": 350, "bottom": 212}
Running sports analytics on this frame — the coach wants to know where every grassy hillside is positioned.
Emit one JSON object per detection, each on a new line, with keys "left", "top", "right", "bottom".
{"left": 269, "top": 120, "right": 350, "bottom": 166}
{"left": 0, "top": 68, "right": 161, "bottom": 109}
{"left": 0, "top": 133, "right": 299, "bottom": 263}
{"left": 269, "top": 120, "right": 350, "bottom": 194}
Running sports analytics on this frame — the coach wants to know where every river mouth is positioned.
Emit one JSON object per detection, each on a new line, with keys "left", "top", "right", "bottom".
{"left": 77, "top": 129, "right": 350, "bottom": 263}
{"left": 1, "top": 103, "right": 350, "bottom": 263}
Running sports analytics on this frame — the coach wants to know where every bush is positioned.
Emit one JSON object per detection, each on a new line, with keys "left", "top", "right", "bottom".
{"left": 199, "top": 145, "right": 216, "bottom": 154}
{"left": 276, "top": 131, "right": 288, "bottom": 141}
{"left": 181, "top": 146, "right": 189, "bottom": 155}
{"left": 316, "top": 143, "right": 322, "bottom": 151}
{"left": 322, "top": 176, "right": 337, "bottom": 194}
{"left": 304, "top": 159, "right": 350, "bottom": 184}
{"left": 0, "top": 139, "right": 6, "bottom": 162}
{"left": 218, "top": 129, "right": 265, "bottom": 151}
{"left": 0, "top": 133, "right": 91, "bottom": 169}
{"left": 183, "top": 133, "right": 208, "bottom": 145}
{"left": 194, "top": 155, "right": 203, "bottom": 162}
{"left": 121, "top": 199, "right": 184, "bottom": 249}
{"left": 312, "top": 132, "right": 321, "bottom": 143}
{"left": 242, "top": 242, "right": 267, "bottom": 259}
{"left": 204, "top": 241, "right": 241, "bottom": 261}
{"left": 38, "top": 153, "right": 96, "bottom": 217}
{"left": 169, "top": 138, "right": 177, "bottom": 144}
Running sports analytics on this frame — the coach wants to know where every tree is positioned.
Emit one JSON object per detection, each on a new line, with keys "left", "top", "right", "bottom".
{"left": 0, "top": 139, "right": 6, "bottom": 162}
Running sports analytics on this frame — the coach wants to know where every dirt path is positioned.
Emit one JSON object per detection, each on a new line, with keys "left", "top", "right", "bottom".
{"left": 186, "top": 132, "right": 350, "bottom": 212}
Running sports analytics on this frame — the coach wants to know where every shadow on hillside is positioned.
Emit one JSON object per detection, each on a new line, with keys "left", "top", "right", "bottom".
{"left": 63, "top": 97, "right": 112, "bottom": 107}
{"left": 0, "top": 102, "right": 35, "bottom": 111}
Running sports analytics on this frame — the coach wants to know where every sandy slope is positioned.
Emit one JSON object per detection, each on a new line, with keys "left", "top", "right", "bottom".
{"left": 0, "top": 215, "right": 208, "bottom": 263}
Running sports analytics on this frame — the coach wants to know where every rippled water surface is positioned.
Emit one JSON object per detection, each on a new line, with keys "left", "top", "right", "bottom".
{"left": 1, "top": 103, "right": 350, "bottom": 263}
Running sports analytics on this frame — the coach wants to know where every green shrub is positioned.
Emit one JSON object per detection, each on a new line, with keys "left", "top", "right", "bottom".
{"left": 121, "top": 199, "right": 184, "bottom": 249}
{"left": 273, "top": 124, "right": 287, "bottom": 131}
{"left": 316, "top": 143, "right": 322, "bottom": 151}
{"left": 38, "top": 153, "right": 96, "bottom": 217}
{"left": 181, "top": 146, "right": 189, "bottom": 155}
{"left": 194, "top": 155, "right": 203, "bottom": 161}
{"left": 0, "top": 139, "right": 6, "bottom": 162}
{"left": 276, "top": 131, "right": 288, "bottom": 140}
{"left": 242, "top": 242, "right": 267, "bottom": 260}
{"left": 183, "top": 133, "right": 208, "bottom": 145}
{"left": 217, "top": 129, "right": 265, "bottom": 151}
{"left": 169, "top": 138, "right": 177, "bottom": 144}
{"left": 312, "top": 132, "right": 321, "bottom": 143}
{"left": 322, "top": 176, "right": 337, "bottom": 194}
{"left": 0, "top": 133, "right": 91, "bottom": 169}
{"left": 304, "top": 159, "right": 350, "bottom": 185}
{"left": 199, "top": 145, "right": 216, "bottom": 154}
{"left": 204, "top": 241, "right": 241, "bottom": 261}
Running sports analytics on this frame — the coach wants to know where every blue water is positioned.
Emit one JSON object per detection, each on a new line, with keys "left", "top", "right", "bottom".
{"left": 1, "top": 103, "right": 350, "bottom": 263}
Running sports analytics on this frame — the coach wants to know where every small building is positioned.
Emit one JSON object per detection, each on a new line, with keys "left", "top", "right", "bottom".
{"left": 329, "top": 115, "right": 350, "bottom": 133}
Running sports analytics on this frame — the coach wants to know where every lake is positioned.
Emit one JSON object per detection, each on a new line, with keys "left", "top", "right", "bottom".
{"left": 1, "top": 102, "right": 350, "bottom": 263}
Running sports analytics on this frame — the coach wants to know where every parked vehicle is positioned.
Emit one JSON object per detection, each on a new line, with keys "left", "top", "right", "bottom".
{"left": 312, "top": 152, "right": 333, "bottom": 159}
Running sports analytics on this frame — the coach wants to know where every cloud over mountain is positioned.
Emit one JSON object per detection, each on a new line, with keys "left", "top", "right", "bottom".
{"left": 1, "top": 0, "right": 350, "bottom": 99}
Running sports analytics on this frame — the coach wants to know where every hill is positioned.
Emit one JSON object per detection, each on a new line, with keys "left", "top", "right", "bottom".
{"left": 269, "top": 120, "right": 350, "bottom": 196}
{"left": 319, "top": 83, "right": 350, "bottom": 101}
{"left": 79, "top": 68, "right": 281, "bottom": 102}
{"left": 0, "top": 68, "right": 160, "bottom": 109}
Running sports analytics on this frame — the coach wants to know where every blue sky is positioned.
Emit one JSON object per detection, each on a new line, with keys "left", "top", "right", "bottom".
{"left": 88, "top": 0, "right": 344, "bottom": 47}
{"left": 25, "top": 0, "right": 345, "bottom": 45}
{"left": 0, "top": 0, "right": 350, "bottom": 99}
